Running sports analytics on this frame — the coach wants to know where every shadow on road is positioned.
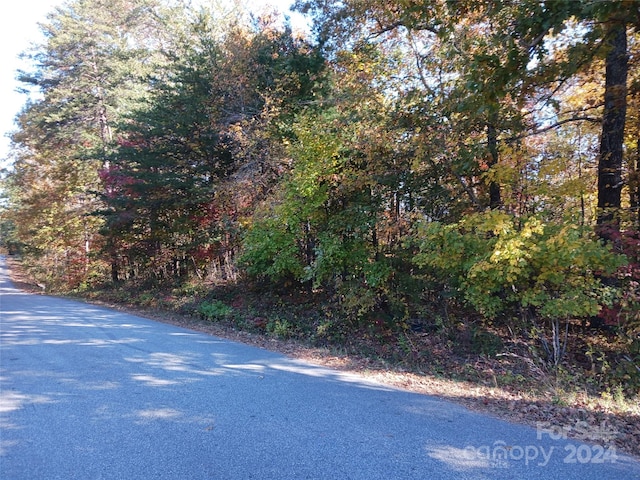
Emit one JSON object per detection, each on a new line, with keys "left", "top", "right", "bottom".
{"left": 2, "top": 255, "right": 639, "bottom": 479}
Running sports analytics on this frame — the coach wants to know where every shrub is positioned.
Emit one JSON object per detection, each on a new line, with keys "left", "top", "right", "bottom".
{"left": 414, "top": 212, "right": 625, "bottom": 364}
{"left": 597, "top": 228, "right": 640, "bottom": 393}
{"left": 266, "top": 318, "right": 296, "bottom": 339}
{"left": 197, "top": 300, "right": 235, "bottom": 321}
{"left": 598, "top": 228, "right": 640, "bottom": 330}
{"left": 239, "top": 216, "right": 305, "bottom": 283}
{"left": 415, "top": 213, "right": 623, "bottom": 320}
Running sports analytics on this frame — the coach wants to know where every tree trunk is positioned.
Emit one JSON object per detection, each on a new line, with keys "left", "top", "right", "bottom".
{"left": 636, "top": 130, "right": 640, "bottom": 228}
{"left": 597, "top": 22, "right": 628, "bottom": 233}
{"left": 111, "top": 254, "right": 119, "bottom": 283}
{"left": 487, "top": 122, "right": 501, "bottom": 210}
{"left": 632, "top": 108, "right": 640, "bottom": 228}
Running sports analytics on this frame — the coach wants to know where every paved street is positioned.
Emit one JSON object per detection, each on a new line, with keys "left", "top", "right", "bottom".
{"left": 1, "top": 256, "right": 639, "bottom": 479}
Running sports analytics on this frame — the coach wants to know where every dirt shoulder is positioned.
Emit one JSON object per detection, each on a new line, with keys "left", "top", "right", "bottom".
{"left": 5, "top": 256, "right": 639, "bottom": 460}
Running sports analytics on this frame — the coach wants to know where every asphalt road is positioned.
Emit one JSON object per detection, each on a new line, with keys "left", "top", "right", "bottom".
{"left": 1, "top": 256, "right": 639, "bottom": 479}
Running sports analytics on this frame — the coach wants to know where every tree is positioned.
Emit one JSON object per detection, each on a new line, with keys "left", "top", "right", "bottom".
{"left": 241, "top": 39, "right": 427, "bottom": 321}
{"left": 296, "top": 0, "right": 639, "bottom": 210}
{"left": 102, "top": 8, "right": 325, "bottom": 282}
{"left": 294, "top": 1, "right": 543, "bottom": 213}
{"left": 596, "top": 11, "right": 629, "bottom": 230}
{"left": 6, "top": 0, "right": 164, "bottom": 287}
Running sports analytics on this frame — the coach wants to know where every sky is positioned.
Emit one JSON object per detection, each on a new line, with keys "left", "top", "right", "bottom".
{"left": 0, "top": 0, "right": 305, "bottom": 169}
{"left": 0, "top": 1, "right": 56, "bottom": 167}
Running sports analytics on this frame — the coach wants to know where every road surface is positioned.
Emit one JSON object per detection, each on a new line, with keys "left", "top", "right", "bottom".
{"left": 1, "top": 255, "right": 639, "bottom": 479}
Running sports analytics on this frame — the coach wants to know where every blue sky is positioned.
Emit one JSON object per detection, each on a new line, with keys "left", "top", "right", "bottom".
{"left": 0, "top": 0, "right": 57, "bottom": 167}
{"left": 0, "top": 0, "right": 304, "bottom": 169}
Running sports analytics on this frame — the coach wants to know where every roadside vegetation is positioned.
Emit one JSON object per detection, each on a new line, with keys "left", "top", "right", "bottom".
{"left": 1, "top": 0, "right": 639, "bottom": 458}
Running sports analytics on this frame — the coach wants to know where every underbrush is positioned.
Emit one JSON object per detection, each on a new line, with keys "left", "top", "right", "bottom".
{"left": 77, "top": 275, "right": 639, "bottom": 405}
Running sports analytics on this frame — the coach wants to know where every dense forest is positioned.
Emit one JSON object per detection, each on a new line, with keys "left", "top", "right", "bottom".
{"left": 1, "top": 0, "right": 639, "bottom": 395}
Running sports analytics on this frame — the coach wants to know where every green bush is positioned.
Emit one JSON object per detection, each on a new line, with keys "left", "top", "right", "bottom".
{"left": 266, "top": 318, "right": 296, "bottom": 339}
{"left": 612, "top": 337, "right": 640, "bottom": 396}
{"left": 414, "top": 212, "right": 625, "bottom": 366}
{"left": 240, "top": 216, "right": 305, "bottom": 283}
{"left": 197, "top": 300, "right": 235, "bottom": 321}
{"left": 414, "top": 212, "right": 624, "bottom": 322}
